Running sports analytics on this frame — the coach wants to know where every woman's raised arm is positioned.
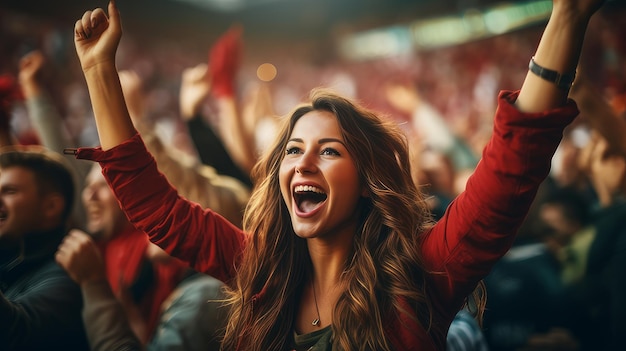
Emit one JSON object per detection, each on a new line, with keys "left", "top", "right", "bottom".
{"left": 74, "top": 0, "right": 136, "bottom": 150}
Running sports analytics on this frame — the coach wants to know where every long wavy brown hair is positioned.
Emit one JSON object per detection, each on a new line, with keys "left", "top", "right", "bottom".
{"left": 221, "top": 89, "right": 474, "bottom": 350}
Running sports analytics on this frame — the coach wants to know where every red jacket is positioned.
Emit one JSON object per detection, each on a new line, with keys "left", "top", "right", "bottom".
{"left": 74, "top": 91, "right": 578, "bottom": 350}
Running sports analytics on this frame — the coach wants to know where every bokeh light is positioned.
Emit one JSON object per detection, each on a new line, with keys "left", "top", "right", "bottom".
{"left": 257, "top": 63, "right": 277, "bottom": 82}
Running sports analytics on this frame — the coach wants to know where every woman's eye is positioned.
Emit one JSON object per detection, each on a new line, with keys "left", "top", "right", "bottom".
{"left": 285, "top": 147, "right": 301, "bottom": 155}
{"left": 321, "top": 148, "right": 340, "bottom": 156}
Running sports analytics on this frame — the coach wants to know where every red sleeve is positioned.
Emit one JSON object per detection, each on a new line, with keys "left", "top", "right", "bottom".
{"left": 421, "top": 90, "right": 579, "bottom": 303}
{"left": 74, "top": 133, "right": 246, "bottom": 283}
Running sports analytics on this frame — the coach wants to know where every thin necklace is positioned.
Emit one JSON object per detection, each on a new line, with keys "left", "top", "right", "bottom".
{"left": 311, "top": 281, "right": 321, "bottom": 327}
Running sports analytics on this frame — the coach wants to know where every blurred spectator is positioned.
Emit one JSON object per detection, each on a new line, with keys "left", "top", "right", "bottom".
{"left": 0, "top": 145, "right": 89, "bottom": 350}
{"left": 447, "top": 309, "right": 489, "bottom": 351}
{"left": 564, "top": 131, "right": 626, "bottom": 350}
{"left": 179, "top": 62, "right": 254, "bottom": 189}
{"left": 58, "top": 229, "right": 227, "bottom": 351}
{"left": 384, "top": 80, "right": 478, "bottom": 219}
{"left": 17, "top": 49, "right": 89, "bottom": 230}
{"left": 482, "top": 228, "right": 576, "bottom": 351}
{"left": 121, "top": 69, "right": 250, "bottom": 227}
{"left": 74, "top": 164, "right": 190, "bottom": 343}
{"left": 58, "top": 163, "right": 227, "bottom": 350}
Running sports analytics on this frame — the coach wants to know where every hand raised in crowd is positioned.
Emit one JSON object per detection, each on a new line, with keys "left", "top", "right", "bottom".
{"left": 383, "top": 81, "right": 421, "bottom": 116}
{"left": 179, "top": 63, "right": 211, "bottom": 119}
{"left": 209, "top": 25, "right": 243, "bottom": 98}
{"left": 56, "top": 229, "right": 107, "bottom": 286}
{"left": 18, "top": 50, "right": 46, "bottom": 98}
{"left": 578, "top": 130, "right": 626, "bottom": 206}
{"left": 74, "top": 0, "right": 135, "bottom": 150}
{"left": 74, "top": 0, "right": 122, "bottom": 72}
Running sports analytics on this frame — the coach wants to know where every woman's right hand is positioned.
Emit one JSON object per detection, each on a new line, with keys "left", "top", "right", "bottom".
{"left": 74, "top": 0, "right": 122, "bottom": 72}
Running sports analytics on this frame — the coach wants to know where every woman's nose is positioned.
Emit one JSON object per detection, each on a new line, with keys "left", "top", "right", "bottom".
{"left": 294, "top": 152, "right": 317, "bottom": 174}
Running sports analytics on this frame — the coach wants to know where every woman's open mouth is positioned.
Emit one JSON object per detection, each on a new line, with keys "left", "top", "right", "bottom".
{"left": 293, "top": 185, "right": 327, "bottom": 214}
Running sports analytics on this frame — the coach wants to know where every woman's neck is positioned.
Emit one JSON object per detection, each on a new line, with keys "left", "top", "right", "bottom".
{"left": 296, "top": 239, "right": 350, "bottom": 334}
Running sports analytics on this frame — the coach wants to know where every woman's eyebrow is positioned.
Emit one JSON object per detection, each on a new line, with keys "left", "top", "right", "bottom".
{"left": 287, "top": 137, "right": 346, "bottom": 147}
{"left": 318, "top": 138, "right": 346, "bottom": 147}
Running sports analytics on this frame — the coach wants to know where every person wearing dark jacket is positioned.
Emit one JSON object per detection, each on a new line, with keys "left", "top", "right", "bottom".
{"left": 0, "top": 145, "right": 89, "bottom": 350}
